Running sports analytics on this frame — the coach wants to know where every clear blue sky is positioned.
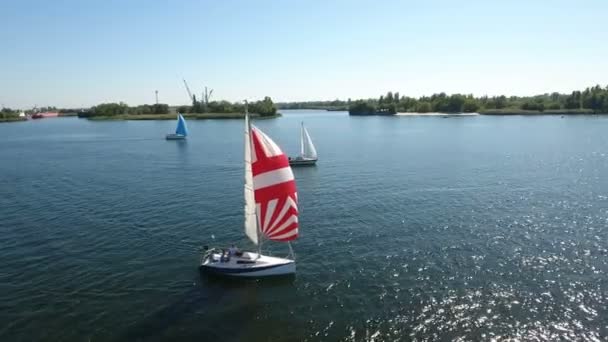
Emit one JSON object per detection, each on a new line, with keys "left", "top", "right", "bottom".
{"left": 1, "top": 0, "right": 607, "bottom": 108}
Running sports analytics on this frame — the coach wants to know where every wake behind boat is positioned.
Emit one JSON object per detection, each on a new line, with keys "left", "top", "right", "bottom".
{"left": 200, "top": 105, "right": 299, "bottom": 278}
{"left": 289, "top": 122, "right": 317, "bottom": 166}
{"left": 166, "top": 113, "right": 188, "bottom": 140}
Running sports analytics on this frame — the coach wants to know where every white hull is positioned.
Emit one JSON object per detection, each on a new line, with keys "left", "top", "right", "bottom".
{"left": 200, "top": 250, "right": 295, "bottom": 277}
{"left": 166, "top": 134, "right": 186, "bottom": 140}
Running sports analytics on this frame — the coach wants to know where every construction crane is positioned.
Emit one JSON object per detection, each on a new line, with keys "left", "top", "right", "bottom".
{"left": 183, "top": 79, "right": 215, "bottom": 107}
{"left": 203, "top": 87, "right": 214, "bottom": 105}
{"left": 182, "top": 79, "right": 194, "bottom": 103}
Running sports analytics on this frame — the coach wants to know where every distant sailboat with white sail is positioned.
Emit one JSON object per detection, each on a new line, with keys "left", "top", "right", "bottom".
{"left": 289, "top": 122, "right": 317, "bottom": 166}
{"left": 166, "top": 113, "right": 188, "bottom": 140}
{"left": 199, "top": 105, "right": 299, "bottom": 277}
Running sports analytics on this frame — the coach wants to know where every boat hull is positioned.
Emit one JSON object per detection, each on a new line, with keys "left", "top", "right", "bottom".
{"left": 200, "top": 251, "right": 295, "bottom": 277}
{"left": 165, "top": 134, "right": 186, "bottom": 140}
{"left": 288, "top": 157, "right": 317, "bottom": 166}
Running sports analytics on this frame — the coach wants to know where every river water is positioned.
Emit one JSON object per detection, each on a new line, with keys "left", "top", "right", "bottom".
{"left": 1, "top": 111, "right": 607, "bottom": 341}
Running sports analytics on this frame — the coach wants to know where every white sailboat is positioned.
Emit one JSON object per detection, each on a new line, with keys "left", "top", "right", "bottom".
{"left": 289, "top": 122, "right": 317, "bottom": 166}
{"left": 199, "top": 106, "right": 299, "bottom": 277}
{"left": 166, "top": 113, "right": 188, "bottom": 140}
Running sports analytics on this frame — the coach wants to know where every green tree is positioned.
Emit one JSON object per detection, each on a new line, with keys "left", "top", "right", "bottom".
{"left": 250, "top": 96, "right": 277, "bottom": 116}
{"left": 1, "top": 107, "right": 20, "bottom": 119}
{"left": 447, "top": 94, "right": 466, "bottom": 112}
{"left": 550, "top": 92, "right": 560, "bottom": 102}
{"left": 208, "top": 100, "right": 235, "bottom": 113}
{"left": 348, "top": 100, "right": 377, "bottom": 115}
{"left": 191, "top": 95, "right": 204, "bottom": 113}
{"left": 152, "top": 104, "right": 169, "bottom": 114}
{"left": 493, "top": 95, "right": 507, "bottom": 109}
{"left": 399, "top": 96, "right": 417, "bottom": 112}
{"left": 416, "top": 101, "right": 432, "bottom": 113}
{"left": 92, "top": 102, "right": 128, "bottom": 116}
{"left": 177, "top": 105, "right": 191, "bottom": 113}
{"left": 386, "top": 92, "right": 394, "bottom": 103}
{"left": 463, "top": 99, "right": 479, "bottom": 112}
{"left": 565, "top": 91, "right": 581, "bottom": 109}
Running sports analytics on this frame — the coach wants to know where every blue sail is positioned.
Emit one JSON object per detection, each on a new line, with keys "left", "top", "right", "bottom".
{"left": 175, "top": 114, "right": 188, "bottom": 136}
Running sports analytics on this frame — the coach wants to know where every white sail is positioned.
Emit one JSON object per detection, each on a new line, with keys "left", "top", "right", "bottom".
{"left": 244, "top": 111, "right": 258, "bottom": 245}
{"left": 300, "top": 124, "right": 305, "bottom": 157}
{"left": 302, "top": 124, "right": 317, "bottom": 159}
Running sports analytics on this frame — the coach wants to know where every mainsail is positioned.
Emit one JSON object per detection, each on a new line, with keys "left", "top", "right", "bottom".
{"left": 244, "top": 113, "right": 258, "bottom": 244}
{"left": 301, "top": 123, "right": 317, "bottom": 159}
{"left": 176, "top": 114, "right": 188, "bottom": 136}
{"left": 243, "top": 114, "right": 299, "bottom": 243}
{"left": 300, "top": 124, "right": 305, "bottom": 157}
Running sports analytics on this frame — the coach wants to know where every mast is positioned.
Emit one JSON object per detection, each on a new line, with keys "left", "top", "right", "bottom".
{"left": 244, "top": 101, "right": 259, "bottom": 246}
{"left": 249, "top": 103, "right": 263, "bottom": 257}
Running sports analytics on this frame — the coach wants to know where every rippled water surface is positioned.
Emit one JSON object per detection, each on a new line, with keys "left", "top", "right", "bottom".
{"left": 1, "top": 112, "right": 608, "bottom": 341}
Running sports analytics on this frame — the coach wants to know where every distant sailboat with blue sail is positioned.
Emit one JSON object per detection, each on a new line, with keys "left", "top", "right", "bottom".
{"left": 166, "top": 113, "right": 188, "bottom": 140}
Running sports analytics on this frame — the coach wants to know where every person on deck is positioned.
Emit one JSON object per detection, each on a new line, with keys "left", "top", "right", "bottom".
{"left": 228, "top": 245, "right": 238, "bottom": 256}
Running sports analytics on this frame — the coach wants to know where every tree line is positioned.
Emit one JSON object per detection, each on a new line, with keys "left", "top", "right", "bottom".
{"left": 1, "top": 107, "right": 21, "bottom": 120}
{"left": 178, "top": 96, "right": 277, "bottom": 116}
{"left": 77, "top": 103, "right": 170, "bottom": 117}
{"left": 77, "top": 96, "right": 277, "bottom": 118}
{"left": 6, "top": 85, "right": 608, "bottom": 120}
{"left": 277, "top": 100, "right": 348, "bottom": 111}
{"left": 348, "top": 85, "right": 608, "bottom": 114}
{"left": 348, "top": 92, "right": 482, "bottom": 115}
{"left": 274, "top": 85, "right": 608, "bottom": 115}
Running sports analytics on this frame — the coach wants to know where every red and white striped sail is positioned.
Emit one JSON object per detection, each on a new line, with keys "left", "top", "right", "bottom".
{"left": 244, "top": 124, "right": 299, "bottom": 243}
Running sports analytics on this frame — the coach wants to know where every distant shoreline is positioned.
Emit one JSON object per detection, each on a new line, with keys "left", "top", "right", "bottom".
{"left": 86, "top": 112, "right": 281, "bottom": 121}
{"left": 4, "top": 108, "right": 608, "bottom": 124}
{"left": 371, "top": 109, "right": 604, "bottom": 116}
{"left": 395, "top": 109, "right": 604, "bottom": 116}
{"left": 280, "top": 107, "right": 607, "bottom": 116}
{"left": 0, "top": 117, "right": 27, "bottom": 123}
{"left": 0, "top": 112, "right": 281, "bottom": 123}
{"left": 478, "top": 109, "right": 596, "bottom": 115}
{"left": 396, "top": 112, "right": 478, "bottom": 116}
